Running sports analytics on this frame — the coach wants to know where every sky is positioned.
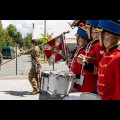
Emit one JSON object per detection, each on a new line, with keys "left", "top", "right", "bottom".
{"left": 2, "top": 20, "right": 78, "bottom": 39}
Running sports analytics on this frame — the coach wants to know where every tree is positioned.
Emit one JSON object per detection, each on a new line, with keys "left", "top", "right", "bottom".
{"left": 0, "top": 20, "right": 3, "bottom": 51}
{"left": 5, "top": 24, "right": 23, "bottom": 47}
{"left": 1, "top": 29, "right": 14, "bottom": 46}
{"left": 6, "top": 24, "right": 17, "bottom": 39}
{"left": 0, "top": 20, "right": 2, "bottom": 35}
{"left": 23, "top": 33, "right": 32, "bottom": 49}
{"left": 0, "top": 24, "right": 24, "bottom": 51}
{"left": 15, "top": 32, "right": 23, "bottom": 48}
{"left": 37, "top": 32, "right": 54, "bottom": 45}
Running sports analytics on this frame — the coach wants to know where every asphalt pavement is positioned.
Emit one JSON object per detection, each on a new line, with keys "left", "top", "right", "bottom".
{"left": 0, "top": 55, "right": 69, "bottom": 100}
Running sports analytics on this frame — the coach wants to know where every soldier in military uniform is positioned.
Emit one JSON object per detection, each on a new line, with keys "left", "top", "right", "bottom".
{"left": 94, "top": 20, "right": 120, "bottom": 100}
{"left": 70, "top": 26, "right": 89, "bottom": 92}
{"left": 22, "top": 39, "right": 41, "bottom": 95}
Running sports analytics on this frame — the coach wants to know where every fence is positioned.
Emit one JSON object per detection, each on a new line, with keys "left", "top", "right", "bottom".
{"left": 0, "top": 55, "right": 69, "bottom": 80}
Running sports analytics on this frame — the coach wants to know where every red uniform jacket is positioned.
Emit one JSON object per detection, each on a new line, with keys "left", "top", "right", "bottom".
{"left": 71, "top": 46, "right": 86, "bottom": 74}
{"left": 97, "top": 44, "right": 120, "bottom": 100}
{"left": 88, "top": 42, "right": 106, "bottom": 67}
{"left": 78, "top": 40, "right": 99, "bottom": 92}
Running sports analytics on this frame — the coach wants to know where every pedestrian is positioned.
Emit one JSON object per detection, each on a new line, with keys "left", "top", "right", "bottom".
{"left": 21, "top": 39, "right": 41, "bottom": 95}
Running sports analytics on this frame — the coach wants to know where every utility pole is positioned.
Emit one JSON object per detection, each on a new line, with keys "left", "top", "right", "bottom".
{"left": 14, "top": 37, "right": 18, "bottom": 75}
{"left": 44, "top": 20, "right": 46, "bottom": 38}
{"left": 44, "top": 20, "right": 46, "bottom": 61}
{"left": 16, "top": 42, "right": 17, "bottom": 75}
{"left": 32, "top": 23, "right": 34, "bottom": 39}
{"left": 14, "top": 37, "right": 20, "bottom": 75}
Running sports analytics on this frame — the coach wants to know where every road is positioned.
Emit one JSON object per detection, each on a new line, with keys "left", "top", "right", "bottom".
{"left": 0, "top": 55, "right": 69, "bottom": 100}
{"left": 0, "top": 55, "right": 69, "bottom": 77}
{"left": 0, "top": 55, "right": 31, "bottom": 76}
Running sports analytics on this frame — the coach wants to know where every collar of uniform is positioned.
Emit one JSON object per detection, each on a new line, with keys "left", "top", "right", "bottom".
{"left": 106, "top": 41, "right": 119, "bottom": 52}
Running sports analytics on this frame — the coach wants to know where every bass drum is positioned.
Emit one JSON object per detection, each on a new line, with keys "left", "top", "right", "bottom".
{"left": 48, "top": 71, "right": 75, "bottom": 95}
{"left": 61, "top": 92, "right": 102, "bottom": 100}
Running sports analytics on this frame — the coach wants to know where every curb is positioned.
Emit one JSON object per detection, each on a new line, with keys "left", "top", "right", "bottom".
{"left": 0, "top": 74, "right": 28, "bottom": 80}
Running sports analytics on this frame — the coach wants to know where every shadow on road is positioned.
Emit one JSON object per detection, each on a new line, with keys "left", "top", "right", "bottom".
{"left": 0, "top": 91, "right": 31, "bottom": 97}
{"left": 39, "top": 91, "right": 62, "bottom": 100}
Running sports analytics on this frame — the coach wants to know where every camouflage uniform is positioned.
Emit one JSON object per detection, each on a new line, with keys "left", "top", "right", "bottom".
{"left": 28, "top": 46, "right": 41, "bottom": 94}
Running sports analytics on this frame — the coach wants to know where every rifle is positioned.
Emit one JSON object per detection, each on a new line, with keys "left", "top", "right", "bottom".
{"left": 31, "top": 58, "right": 38, "bottom": 74}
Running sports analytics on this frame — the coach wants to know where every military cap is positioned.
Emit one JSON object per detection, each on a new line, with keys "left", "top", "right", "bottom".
{"left": 95, "top": 20, "right": 120, "bottom": 35}
{"left": 76, "top": 26, "right": 88, "bottom": 39}
{"left": 86, "top": 20, "right": 99, "bottom": 28}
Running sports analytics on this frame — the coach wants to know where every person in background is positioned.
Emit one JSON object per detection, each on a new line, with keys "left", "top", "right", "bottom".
{"left": 21, "top": 39, "right": 41, "bottom": 95}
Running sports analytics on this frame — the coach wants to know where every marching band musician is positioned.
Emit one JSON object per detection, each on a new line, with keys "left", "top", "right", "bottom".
{"left": 70, "top": 26, "right": 89, "bottom": 92}
{"left": 77, "top": 20, "right": 106, "bottom": 94}
{"left": 77, "top": 20, "right": 100, "bottom": 93}
{"left": 94, "top": 20, "right": 120, "bottom": 100}
{"left": 66, "top": 22, "right": 85, "bottom": 70}
{"left": 78, "top": 20, "right": 105, "bottom": 68}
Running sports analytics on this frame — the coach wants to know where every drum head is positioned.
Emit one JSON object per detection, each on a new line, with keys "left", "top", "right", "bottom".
{"left": 42, "top": 71, "right": 50, "bottom": 74}
{"left": 62, "top": 92, "right": 102, "bottom": 100}
{"left": 41, "top": 71, "right": 51, "bottom": 77}
{"left": 50, "top": 70, "right": 65, "bottom": 76}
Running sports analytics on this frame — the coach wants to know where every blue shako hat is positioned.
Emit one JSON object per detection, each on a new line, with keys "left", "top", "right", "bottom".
{"left": 98, "top": 20, "right": 120, "bottom": 35}
{"left": 77, "top": 27, "right": 88, "bottom": 39}
{"left": 87, "top": 20, "right": 99, "bottom": 28}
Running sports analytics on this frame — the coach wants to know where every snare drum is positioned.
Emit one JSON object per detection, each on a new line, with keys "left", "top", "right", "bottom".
{"left": 61, "top": 92, "right": 102, "bottom": 100}
{"left": 48, "top": 71, "right": 75, "bottom": 95}
{"left": 40, "top": 71, "right": 51, "bottom": 92}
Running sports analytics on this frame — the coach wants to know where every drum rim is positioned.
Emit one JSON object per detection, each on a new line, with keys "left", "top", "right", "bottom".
{"left": 61, "top": 92, "right": 102, "bottom": 100}
{"left": 42, "top": 71, "right": 51, "bottom": 73}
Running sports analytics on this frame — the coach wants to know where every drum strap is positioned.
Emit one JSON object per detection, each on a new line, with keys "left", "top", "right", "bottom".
{"left": 66, "top": 81, "right": 72, "bottom": 95}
